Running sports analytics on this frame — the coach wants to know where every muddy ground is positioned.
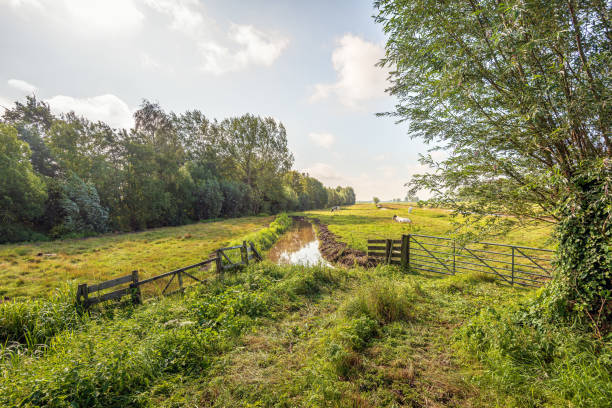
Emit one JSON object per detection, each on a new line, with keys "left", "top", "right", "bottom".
{"left": 294, "top": 216, "right": 376, "bottom": 268}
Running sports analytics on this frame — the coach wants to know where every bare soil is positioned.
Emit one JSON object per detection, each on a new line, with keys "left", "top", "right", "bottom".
{"left": 297, "top": 216, "right": 375, "bottom": 268}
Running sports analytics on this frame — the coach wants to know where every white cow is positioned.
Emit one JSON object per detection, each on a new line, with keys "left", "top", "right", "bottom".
{"left": 331, "top": 206, "right": 340, "bottom": 212}
{"left": 393, "top": 215, "right": 412, "bottom": 223}
{"left": 408, "top": 207, "right": 413, "bottom": 213}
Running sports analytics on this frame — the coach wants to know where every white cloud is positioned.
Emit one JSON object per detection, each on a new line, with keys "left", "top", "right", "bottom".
{"left": 308, "top": 132, "right": 335, "bottom": 149}
{"left": 8, "top": 78, "right": 37, "bottom": 94}
{"left": 139, "top": 52, "right": 162, "bottom": 71}
{"left": 311, "top": 34, "right": 389, "bottom": 108}
{"left": 141, "top": 0, "right": 204, "bottom": 36}
{"left": 199, "top": 24, "right": 289, "bottom": 74}
{"left": 62, "top": 0, "right": 144, "bottom": 34}
{"left": 46, "top": 94, "right": 133, "bottom": 129}
{"left": 3, "top": 0, "right": 144, "bottom": 35}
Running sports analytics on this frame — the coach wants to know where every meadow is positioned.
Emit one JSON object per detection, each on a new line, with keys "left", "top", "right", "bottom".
{"left": 1, "top": 212, "right": 610, "bottom": 407}
{"left": 0, "top": 216, "right": 273, "bottom": 299}
{"left": 301, "top": 203, "right": 555, "bottom": 251}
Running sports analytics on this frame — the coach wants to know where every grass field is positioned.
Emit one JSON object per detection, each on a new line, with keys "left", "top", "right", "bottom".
{"left": 300, "top": 203, "right": 555, "bottom": 252}
{"left": 0, "top": 216, "right": 273, "bottom": 299}
{"left": 1, "top": 209, "right": 609, "bottom": 407}
{"left": 2, "top": 263, "right": 609, "bottom": 407}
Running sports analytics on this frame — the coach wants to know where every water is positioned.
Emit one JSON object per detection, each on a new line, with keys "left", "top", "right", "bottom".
{"left": 267, "top": 219, "right": 331, "bottom": 266}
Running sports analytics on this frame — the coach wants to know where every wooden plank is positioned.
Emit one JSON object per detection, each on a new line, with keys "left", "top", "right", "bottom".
{"left": 368, "top": 239, "right": 386, "bottom": 244}
{"left": 368, "top": 253, "right": 385, "bottom": 258}
{"left": 135, "top": 259, "right": 215, "bottom": 286}
{"left": 88, "top": 275, "right": 133, "bottom": 293}
{"left": 368, "top": 245, "right": 386, "bottom": 251}
{"left": 218, "top": 245, "right": 243, "bottom": 251}
{"left": 88, "top": 287, "right": 131, "bottom": 305}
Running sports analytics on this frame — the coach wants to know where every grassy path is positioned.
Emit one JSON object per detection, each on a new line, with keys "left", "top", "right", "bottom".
{"left": 193, "top": 265, "right": 528, "bottom": 407}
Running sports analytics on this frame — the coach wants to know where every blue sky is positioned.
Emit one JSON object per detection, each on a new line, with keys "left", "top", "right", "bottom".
{"left": 0, "top": 0, "right": 435, "bottom": 201}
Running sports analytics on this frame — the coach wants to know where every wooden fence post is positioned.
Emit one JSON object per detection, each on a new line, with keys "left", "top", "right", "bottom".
{"left": 131, "top": 270, "right": 141, "bottom": 304}
{"left": 385, "top": 239, "right": 392, "bottom": 264}
{"left": 76, "top": 283, "right": 89, "bottom": 308}
{"left": 215, "top": 250, "right": 223, "bottom": 273}
{"left": 401, "top": 234, "right": 409, "bottom": 270}
{"left": 177, "top": 270, "right": 183, "bottom": 292}
{"left": 241, "top": 241, "right": 248, "bottom": 265}
{"left": 511, "top": 247, "right": 515, "bottom": 286}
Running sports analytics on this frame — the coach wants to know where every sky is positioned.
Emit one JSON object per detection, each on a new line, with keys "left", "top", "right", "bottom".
{"left": 0, "top": 0, "right": 436, "bottom": 201}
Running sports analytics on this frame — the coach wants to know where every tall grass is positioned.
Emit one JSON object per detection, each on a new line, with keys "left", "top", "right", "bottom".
{"left": 0, "top": 285, "right": 83, "bottom": 346}
{"left": 457, "top": 303, "right": 612, "bottom": 407}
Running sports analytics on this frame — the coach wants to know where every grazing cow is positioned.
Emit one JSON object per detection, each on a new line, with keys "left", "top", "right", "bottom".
{"left": 330, "top": 206, "right": 340, "bottom": 212}
{"left": 408, "top": 207, "right": 413, "bottom": 213}
{"left": 393, "top": 215, "right": 412, "bottom": 223}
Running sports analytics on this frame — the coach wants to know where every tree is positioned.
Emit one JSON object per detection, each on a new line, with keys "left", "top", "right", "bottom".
{"left": 373, "top": 197, "right": 380, "bottom": 206}
{"left": 375, "top": 0, "right": 611, "bottom": 328}
{"left": 0, "top": 124, "right": 47, "bottom": 242}
{"left": 218, "top": 114, "right": 294, "bottom": 191}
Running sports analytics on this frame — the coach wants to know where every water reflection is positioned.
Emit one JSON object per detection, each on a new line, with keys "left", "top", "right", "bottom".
{"left": 267, "top": 219, "right": 331, "bottom": 266}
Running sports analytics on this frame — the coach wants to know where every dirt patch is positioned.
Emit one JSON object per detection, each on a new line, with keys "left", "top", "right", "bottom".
{"left": 295, "top": 216, "right": 375, "bottom": 268}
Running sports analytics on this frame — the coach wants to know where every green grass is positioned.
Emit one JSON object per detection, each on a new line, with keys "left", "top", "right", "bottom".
{"left": 0, "top": 216, "right": 274, "bottom": 298}
{"left": 1, "top": 262, "right": 609, "bottom": 407}
{"left": 299, "top": 203, "right": 555, "bottom": 252}
{"left": 2, "top": 205, "right": 608, "bottom": 407}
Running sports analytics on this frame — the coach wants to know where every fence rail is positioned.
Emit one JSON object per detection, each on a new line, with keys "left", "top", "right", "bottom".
{"left": 76, "top": 241, "right": 263, "bottom": 308}
{"left": 367, "top": 234, "right": 553, "bottom": 287}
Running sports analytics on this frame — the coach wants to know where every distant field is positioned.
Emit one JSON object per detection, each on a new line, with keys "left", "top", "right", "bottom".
{"left": 300, "top": 203, "right": 555, "bottom": 252}
{"left": 0, "top": 216, "right": 273, "bottom": 298}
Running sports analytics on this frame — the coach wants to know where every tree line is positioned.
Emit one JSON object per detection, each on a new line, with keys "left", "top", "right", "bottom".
{"left": 0, "top": 97, "right": 355, "bottom": 243}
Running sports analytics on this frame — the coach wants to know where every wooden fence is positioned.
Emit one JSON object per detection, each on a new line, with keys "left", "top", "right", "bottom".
{"left": 76, "top": 241, "right": 262, "bottom": 308}
{"left": 368, "top": 234, "right": 553, "bottom": 287}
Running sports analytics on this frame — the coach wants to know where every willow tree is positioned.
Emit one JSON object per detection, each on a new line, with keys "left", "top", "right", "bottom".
{"left": 375, "top": 0, "right": 611, "bottom": 329}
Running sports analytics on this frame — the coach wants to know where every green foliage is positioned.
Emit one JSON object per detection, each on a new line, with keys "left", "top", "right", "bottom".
{"left": 530, "top": 160, "right": 612, "bottom": 330}
{"left": 375, "top": 0, "right": 611, "bottom": 327}
{"left": 0, "top": 123, "right": 47, "bottom": 243}
{"left": 1, "top": 98, "right": 354, "bottom": 242}
{"left": 44, "top": 172, "right": 109, "bottom": 238}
